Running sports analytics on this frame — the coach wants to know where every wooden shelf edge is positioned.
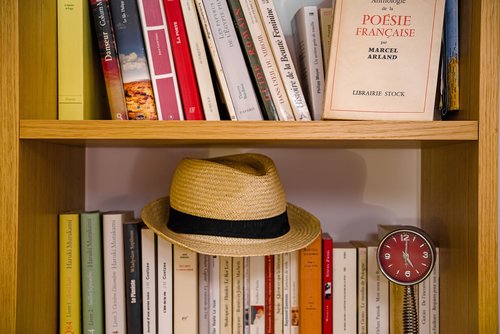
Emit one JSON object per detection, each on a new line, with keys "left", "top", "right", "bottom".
{"left": 20, "top": 120, "right": 478, "bottom": 143}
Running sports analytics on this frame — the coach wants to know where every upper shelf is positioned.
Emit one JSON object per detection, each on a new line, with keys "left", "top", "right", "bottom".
{"left": 20, "top": 120, "right": 478, "bottom": 147}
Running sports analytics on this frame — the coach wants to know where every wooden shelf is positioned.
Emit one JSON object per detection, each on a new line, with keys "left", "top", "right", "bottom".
{"left": 20, "top": 120, "right": 478, "bottom": 147}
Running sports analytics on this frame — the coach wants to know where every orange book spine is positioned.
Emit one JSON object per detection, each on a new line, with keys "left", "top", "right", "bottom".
{"left": 299, "top": 234, "right": 322, "bottom": 332}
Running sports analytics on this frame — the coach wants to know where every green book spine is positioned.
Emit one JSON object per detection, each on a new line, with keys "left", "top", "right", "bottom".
{"left": 80, "top": 211, "right": 104, "bottom": 333}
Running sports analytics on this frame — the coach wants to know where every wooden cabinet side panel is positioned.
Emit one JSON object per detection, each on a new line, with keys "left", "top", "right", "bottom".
{"left": 16, "top": 142, "right": 85, "bottom": 332}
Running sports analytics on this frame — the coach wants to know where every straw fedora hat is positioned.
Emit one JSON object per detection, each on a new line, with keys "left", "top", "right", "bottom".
{"left": 141, "top": 153, "right": 321, "bottom": 256}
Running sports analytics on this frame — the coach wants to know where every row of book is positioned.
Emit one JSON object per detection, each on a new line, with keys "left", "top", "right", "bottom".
{"left": 59, "top": 210, "right": 439, "bottom": 333}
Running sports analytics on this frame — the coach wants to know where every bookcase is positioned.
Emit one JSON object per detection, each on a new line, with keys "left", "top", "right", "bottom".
{"left": 0, "top": 0, "right": 498, "bottom": 332}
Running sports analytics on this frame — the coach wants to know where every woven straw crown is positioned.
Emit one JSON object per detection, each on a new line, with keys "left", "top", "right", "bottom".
{"left": 141, "top": 153, "right": 321, "bottom": 256}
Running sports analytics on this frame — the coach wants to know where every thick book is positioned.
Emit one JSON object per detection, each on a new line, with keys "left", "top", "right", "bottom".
{"left": 292, "top": 6, "right": 325, "bottom": 120}
{"left": 89, "top": 0, "right": 129, "bottom": 120}
{"left": 179, "top": 0, "right": 221, "bottom": 120}
{"left": 332, "top": 242, "right": 357, "bottom": 334}
{"left": 199, "top": 254, "right": 211, "bottom": 333}
{"left": 80, "top": 211, "right": 104, "bottom": 334}
{"left": 323, "top": 0, "right": 446, "bottom": 120}
{"left": 239, "top": 0, "right": 295, "bottom": 121}
{"left": 136, "top": 0, "right": 184, "bottom": 120}
{"left": 123, "top": 219, "right": 143, "bottom": 333}
{"left": 220, "top": 256, "right": 233, "bottom": 334}
{"left": 233, "top": 257, "right": 245, "bottom": 334}
{"left": 318, "top": 7, "right": 334, "bottom": 74}
{"left": 102, "top": 210, "right": 134, "bottom": 334}
{"left": 173, "top": 245, "right": 199, "bottom": 333}
{"left": 163, "top": 0, "right": 205, "bottom": 120}
{"left": 299, "top": 234, "right": 322, "bottom": 333}
{"left": 322, "top": 233, "right": 333, "bottom": 334}
{"left": 157, "top": 236, "right": 174, "bottom": 334}
{"left": 249, "top": 255, "right": 266, "bottom": 333}
{"left": 58, "top": 0, "right": 108, "bottom": 120}
{"left": 255, "top": 0, "right": 311, "bottom": 121}
{"left": 227, "top": 0, "right": 279, "bottom": 120}
{"left": 442, "top": 0, "right": 459, "bottom": 114}
{"left": 141, "top": 227, "right": 157, "bottom": 334}
{"left": 109, "top": 0, "right": 159, "bottom": 120}
{"left": 202, "top": 0, "right": 263, "bottom": 120}
{"left": 59, "top": 213, "right": 81, "bottom": 334}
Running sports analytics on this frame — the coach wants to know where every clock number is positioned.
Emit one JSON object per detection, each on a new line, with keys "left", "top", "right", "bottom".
{"left": 405, "top": 270, "right": 411, "bottom": 278}
{"left": 400, "top": 233, "right": 409, "bottom": 242}
{"left": 384, "top": 253, "right": 391, "bottom": 260}
{"left": 423, "top": 251, "right": 429, "bottom": 259}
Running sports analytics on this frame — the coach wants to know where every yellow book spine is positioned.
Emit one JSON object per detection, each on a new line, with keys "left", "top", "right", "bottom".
{"left": 59, "top": 213, "right": 81, "bottom": 334}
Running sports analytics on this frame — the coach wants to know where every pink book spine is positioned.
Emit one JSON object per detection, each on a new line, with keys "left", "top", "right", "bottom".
{"left": 137, "top": 0, "right": 184, "bottom": 120}
{"left": 163, "top": 0, "right": 205, "bottom": 120}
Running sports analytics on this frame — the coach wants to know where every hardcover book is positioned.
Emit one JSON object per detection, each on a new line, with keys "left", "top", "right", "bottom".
{"left": 80, "top": 212, "right": 104, "bottom": 334}
{"left": 109, "top": 0, "right": 158, "bottom": 120}
{"left": 123, "top": 219, "right": 143, "bottom": 333}
{"left": 137, "top": 0, "right": 184, "bottom": 120}
{"left": 89, "top": 0, "right": 129, "bottom": 120}
{"left": 163, "top": 0, "right": 205, "bottom": 120}
{"left": 323, "top": 0, "right": 446, "bottom": 120}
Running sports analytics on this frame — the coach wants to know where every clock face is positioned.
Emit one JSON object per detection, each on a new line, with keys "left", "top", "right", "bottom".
{"left": 377, "top": 227, "right": 435, "bottom": 285}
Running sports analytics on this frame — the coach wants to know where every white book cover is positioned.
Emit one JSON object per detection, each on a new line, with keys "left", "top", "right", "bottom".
{"left": 244, "top": 257, "right": 251, "bottom": 334}
{"left": 255, "top": 0, "right": 311, "bottom": 121}
{"left": 173, "top": 245, "right": 199, "bottom": 333}
{"left": 240, "top": 0, "right": 295, "bottom": 121}
{"left": 292, "top": 6, "right": 325, "bottom": 120}
{"left": 282, "top": 252, "right": 291, "bottom": 334}
{"left": 199, "top": 254, "right": 211, "bottom": 334}
{"left": 289, "top": 251, "right": 299, "bottom": 334}
{"left": 367, "top": 244, "right": 389, "bottom": 334}
{"left": 323, "top": 0, "right": 446, "bottom": 120}
{"left": 332, "top": 243, "right": 357, "bottom": 334}
{"left": 180, "top": 0, "right": 220, "bottom": 120}
{"left": 136, "top": 0, "right": 184, "bottom": 120}
{"left": 274, "top": 254, "right": 284, "bottom": 334}
{"left": 210, "top": 256, "right": 220, "bottom": 334}
{"left": 157, "top": 236, "right": 173, "bottom": 334}
{"left": 249, "top": 256, "right": 266, "bottom": 334}
{"left": 141, "top": 228, "right": 157, "bottom": 334}
{"left": 233, "top": 257, "right": 245, "bottom": 334}
{"left": 220, "top": 256, "right": 233, "bottom": 334}
{"left": 419, "top": 276, "right": 431, "bottom": 334}
{"left": 102, "top": 211, "right": 133, "bottom": 334}
{"left": 202, "top": 0, "right": 263, "bottom": 120}
{"left": 352, "top": 242, "right": 367, "bottom": 334}
{"left": 430, "top": 248, "right": 439, "bottom": 334}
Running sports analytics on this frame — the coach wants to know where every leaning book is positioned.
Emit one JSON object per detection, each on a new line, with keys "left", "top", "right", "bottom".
{"left": 323, "top": 0, "right": 446, "bottom": 120}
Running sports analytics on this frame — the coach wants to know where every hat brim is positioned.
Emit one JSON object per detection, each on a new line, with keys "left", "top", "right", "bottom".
{"left": 141, "top": 196, "right": 322, "bottom": 257}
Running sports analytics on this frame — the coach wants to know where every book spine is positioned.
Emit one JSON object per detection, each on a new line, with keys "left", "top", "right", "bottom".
{"left": 202, "top": 0, "right": 263, "bottom": 120}
{"left": 282, "top": 253, "right": 291, "bottom": 334}
{"left": 356, "top": 245, "right": 367, "bottom": 334}
{"left": 239, "top": 0, "right": 295, "bottom": 121}
{"left": 419, "top": 275, "right": 431, "bottom": 334}
{"left": 227, "top": 0, "right": 279, "bottom": 120}
{"left": 367, "top": 245, "right": 389, "bottom": 334}
{"left": 255, "top": 0, "right": 311, "bottom": 121}
{"left": 80, "top": 212, "right": 104, "bottom": 334}
{"left": 103, "top": 211, "right": 133, "bottom": 334}
{"left": 332, "top": 245, "right": 357, "bottom": 334}
{"left": 292, "top": 6, "right": 325, "bottom": 120}
{"left": 109, "top": 0, "right": 159, "bottom": 120}
{"left": 220, "top": 256, "right": 233, "bottom": 334}
{"left": 318, "top": 7, "right": 333, "bottom": 75}
{"left": 273, "top": 254, "right": 283, "bottom": 334}
{"left": 136, "top": 0, "right": 184, "bottom": 120}
{"left": 59, "top": 213, "right": 81, "bottom": 334}
{"left": 157, "top": 236, "right": 174, "bottom": 334}
{"left": 210, "top": 255, "right": 220, "bottom": 334}
{"left": 299, "top": 235, "right": 322, "bottom": 333}
{"left": 194, "top": 0, "right": 238, "bottom": 120}
{"left": 264, "top": 255, "right": 274, "bottom": 334}
{"left": 249, "top": 256, "right": 266, "bottom": 334}
{"left": 179, "top": 0, "right": 221, "bottom": 120}
{"left": 88, "top": 0, "right": 128, "bottom": 120}
{"left": 123, "top": 220, "right": 143, "bottom": 332}
{"left": 289, "top": 251, "right": 299, "bottom": 334}
{"left": 430, "top": 248, "right": 440, "bottom": 334}
{"left": 233, "top": 257, "right": 245, "bottom": 334}
{"left": 141, "top": 228, "right": 157, "bottom": 334}
{"left": 244, "top": 257, "right": 251, "bottom": 334}
{"left": 322, "top": 234, "right": 333, "bottom": 334}
{"left": 199, "top": 254, "right": 211, "bottom": 333}
{"left": 443, "top": 0, "right": 459, "bottom": 113}
{"left": 163, "top": 0, "right": 205, "bottom": 120}
{"left": 173, "top": 245, "right": 199, "bottom": 332}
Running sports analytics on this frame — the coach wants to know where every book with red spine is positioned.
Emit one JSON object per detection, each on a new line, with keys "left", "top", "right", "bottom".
{"left": 265, "top": 255, "right": 274, "bottom": 334}
{"left": 322, "top": 233, "right": 333, "bottom": 334}
{"left": 162, "top": 0, "right": 205, "bottom": 120}
{"left": 137, "top": 0, "right": 184, "bottom": 120}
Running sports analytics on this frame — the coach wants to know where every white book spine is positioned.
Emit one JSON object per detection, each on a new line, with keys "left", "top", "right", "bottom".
{"left": 289, "top": 251, "right": 299, "bottom": 334}
{"left": 136, "top": 0, "right": 184, "bottom": 120}
{"left": 367, "top": 245, "right": 389, "bottom": 334}
{"left": 292, "top": 6, "right": 325, "bottom": 120}
{"left": 141, "top": 228, "right": 157, "bottom": 334}
{"left": 255, "top": 0, "right": 311, "bottom": 120}
{"left": 240, "top": 0, "right": 295, "bottom": 121}
{"left": 210, "top": 256, "right": 220, "bottom": 334}
{"left": 282, "top": 252, "right": 291, "bottom": 334}
{"left": 157, "top": 236, "right": 173, "bottom": 334}
{"left": 220, "top": 256, "right": 233, "bottom": 334}
{"left": 244, "top": 257, "right": 251, "bottom": 334}
{"left": 430, "top": 248, "right": 439, "bottom": 334}
{"left": 419, "top": 276, "right": 431, "bottom": 334}
{"left": 274, "top": 254, "right": 284, "bottom": 334}
{"left": 199, "top": 254, "right": 211, "bottom": 334}
{"left": 180, "top": 0, "right": 220, "bottom": 120}
{"left": 233, "top": 257, "right": 245, "bottom": 334}
{"left": 249, "top": 256, "right": 266, "bottom": 334}
{"left": 357, "top": 245, "right": 368, "bottom": 334}
{"left": 173, "top": 245, "right": 199, "bottom": 333}
{"left": 202, "top": 0, "right": 263, "bottom": 120}
{"left": 194, "top": 0, "right": 237, "bottom": 120}
{"left": 102, "top": 212, "right": 132, "bottom": 334}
